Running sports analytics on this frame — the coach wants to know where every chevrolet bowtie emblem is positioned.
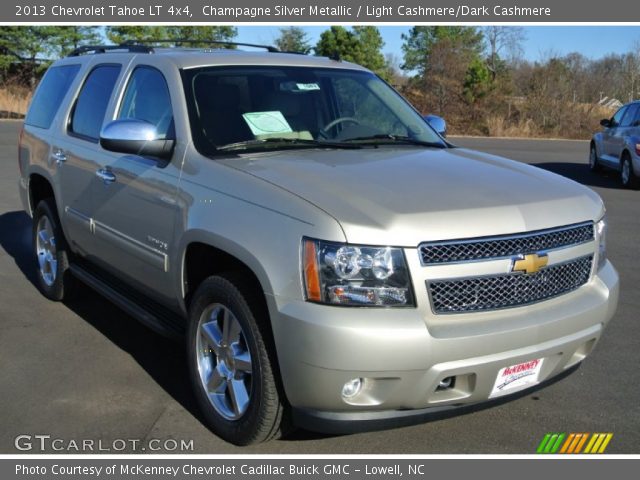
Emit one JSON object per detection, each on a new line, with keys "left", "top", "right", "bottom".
{"left": 512, "top": 253, "right": 548, "bottom": 275}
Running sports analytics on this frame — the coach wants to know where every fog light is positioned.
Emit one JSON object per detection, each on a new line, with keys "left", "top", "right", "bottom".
{"left": 437, "top": 376, "right": 454, "bottom": 391}
{"left": 342, "top": 378, "right": 363, "bottom": 399}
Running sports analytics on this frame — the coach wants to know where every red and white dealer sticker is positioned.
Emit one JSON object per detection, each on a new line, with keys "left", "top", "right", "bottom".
{"left": 489, "top": 358, "right": 544, "bottom": 398}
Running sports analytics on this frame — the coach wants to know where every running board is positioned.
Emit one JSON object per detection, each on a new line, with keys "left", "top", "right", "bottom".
{"left": 69, "top": 264, "right": 185, "bottom": 340}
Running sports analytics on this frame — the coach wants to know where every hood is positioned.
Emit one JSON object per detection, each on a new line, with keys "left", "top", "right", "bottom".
{"left": 219, "top": 146, "right": 604, "bottom": 246}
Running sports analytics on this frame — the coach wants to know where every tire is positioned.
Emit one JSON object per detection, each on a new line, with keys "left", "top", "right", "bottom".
{"left": 620, "top": 153, "right": 639, "bottom": 189}
{"left": 186, "top": 274, "right": 288, "bottom": 445}
{"left": 589, "top": 144, "right": 601, "bottom": 172}
{"left": 32, "top": 198, "right": 77, "bottom": 301}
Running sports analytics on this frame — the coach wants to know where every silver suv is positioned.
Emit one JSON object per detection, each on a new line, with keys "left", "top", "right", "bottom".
{"left": 590, "top": 100, "right": 640, "bottom": 188}
{"left": 18, "top": 42, "right": 619, "bottom": 445}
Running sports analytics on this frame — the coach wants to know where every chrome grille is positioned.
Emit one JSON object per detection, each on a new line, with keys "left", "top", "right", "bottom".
{"left": 420, "top": 222, "right": 594, "bottom": 265}
{"left": 428, "top": 256, "right": 593, "bottom": 314}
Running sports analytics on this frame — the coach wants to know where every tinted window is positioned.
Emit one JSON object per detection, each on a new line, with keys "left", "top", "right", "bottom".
{"left": 70, "top": 65, "right": 121, "bottom": 140}
{"left": 118, "top": 67, "right": 174, "bottom": 139}
{"left": 25, "top": 64, "right": 80, "bottom": 129}
{"left": 620, "top": 104, "right": 640, "bottom": 127}
{"left": 610, "top": 106, "right": 628, "bottom": 127}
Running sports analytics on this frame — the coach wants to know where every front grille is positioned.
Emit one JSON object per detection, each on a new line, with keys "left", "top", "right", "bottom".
{"left": 428, "top": 255, "right": 593, "bottom": 314}
{"left": 420, "top": 222, "right": 594, "bottom": 265}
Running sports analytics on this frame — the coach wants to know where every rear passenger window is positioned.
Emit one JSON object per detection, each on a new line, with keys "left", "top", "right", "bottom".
{"left": 25, "top": 64, "right": 80, "bottom": 129}
{"left": 70, "top": 65, "right": 121, "bottom": 141}
{"left": 118, "top": 67, "right": 174, "bottom": 139}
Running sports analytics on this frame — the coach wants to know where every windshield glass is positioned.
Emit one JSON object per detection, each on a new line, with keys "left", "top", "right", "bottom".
{"left": 182, "top": 65, "right": 446, "bottom": 154}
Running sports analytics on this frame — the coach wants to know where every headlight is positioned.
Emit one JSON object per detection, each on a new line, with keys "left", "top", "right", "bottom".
{"left": 303, "top": 238, "right": 415, "bottom": 307}
{"left": 596, "top": 215, "right": 607, "bottom": 270}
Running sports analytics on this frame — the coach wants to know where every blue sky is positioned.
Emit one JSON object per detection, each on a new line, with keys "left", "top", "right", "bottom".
{"left": 237, "top": 26, "right": 640, "bottom": 62}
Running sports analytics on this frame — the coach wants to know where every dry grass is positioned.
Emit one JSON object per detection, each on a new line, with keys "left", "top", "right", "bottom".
{"left": 0, "top": 85, "right": 32, "bottom": 119}
{"left": 485, "top": 116, "right": 538, "bottom": 138}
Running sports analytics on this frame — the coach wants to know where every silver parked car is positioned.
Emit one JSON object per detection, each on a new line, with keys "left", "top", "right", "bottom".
{"left": 18, "top": 42, "right": 618, "bottom": 445}
{"left": 590, "top": 100, "right": 640, "bottom": 188}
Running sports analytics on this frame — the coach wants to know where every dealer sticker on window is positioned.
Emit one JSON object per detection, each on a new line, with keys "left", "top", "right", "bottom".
{"left": 489, "top": 358, "right": 544, "bottom": 398}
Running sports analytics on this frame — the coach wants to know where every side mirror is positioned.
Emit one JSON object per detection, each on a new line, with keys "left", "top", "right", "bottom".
{"left": 600, "top": 118, "right": 611, "bottom": 128}
{"left": 424, "top": 114, "right": 447, "bottom": 137}
{"left": 100, "top": 119, "right": 174, "bottom": 159}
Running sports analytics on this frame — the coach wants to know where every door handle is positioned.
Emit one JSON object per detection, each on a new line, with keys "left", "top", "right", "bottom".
{"left": 96, "top": 168, "right": 116, "bottom": 185}
{"left": 51, "top": 150, "right": 67, "bottom": 165}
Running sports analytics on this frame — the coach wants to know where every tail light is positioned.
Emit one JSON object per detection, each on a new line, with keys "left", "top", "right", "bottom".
{"left": 635, "top": 143, "right": 640, "bottom": 156}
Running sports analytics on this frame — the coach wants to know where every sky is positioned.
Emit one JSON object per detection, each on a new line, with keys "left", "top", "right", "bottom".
{"left": 237, "top": 26, "right": 640, "bottom": 62}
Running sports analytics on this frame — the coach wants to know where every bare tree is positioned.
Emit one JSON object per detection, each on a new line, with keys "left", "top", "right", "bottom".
{"left": 484, "top": 26, "right": 526, "bottom": 79}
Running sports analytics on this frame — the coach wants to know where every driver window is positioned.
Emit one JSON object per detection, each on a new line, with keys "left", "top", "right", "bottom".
{"left": 610, "top": 106, "right": 627, "bottom": 128}
{"left": 119, "top": 67, "right": 174, "bottom": 139}
{"left": 620, "top": 104, "right": 640, "bottom": 128}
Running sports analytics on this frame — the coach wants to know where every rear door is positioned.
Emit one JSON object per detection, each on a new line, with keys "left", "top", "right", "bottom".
{"left": 53, "top": 63, "right": 124, "bottom": 253}
{"left": 89, "top": 63, "right": 183, "bottom": 304}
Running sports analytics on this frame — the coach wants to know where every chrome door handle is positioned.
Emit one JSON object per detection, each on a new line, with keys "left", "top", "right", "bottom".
{"left": 52, "top": 150, "right": 67, "bottom": 165}
{"left": 96, "top": 168, "right": 116, "bottom": 184}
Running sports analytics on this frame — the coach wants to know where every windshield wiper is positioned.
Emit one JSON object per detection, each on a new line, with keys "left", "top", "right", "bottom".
{"left": 216, "top": 137, "right": 362, "bottom": 152}
{"left": 343, "top": 134, "right": 447, "bottom": 148}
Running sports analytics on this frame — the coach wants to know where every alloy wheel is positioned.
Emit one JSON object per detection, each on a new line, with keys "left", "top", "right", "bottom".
{"left": 36, "top": 216, "right": 57, "bottom": 287}
{"left": 196, "top": 304, "right": 253, "bottom": 420}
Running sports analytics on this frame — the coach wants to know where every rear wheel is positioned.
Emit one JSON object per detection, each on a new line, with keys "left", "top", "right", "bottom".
{"left": 621, "top": 153, "right": 639, "bottom": 189}
{"left": 589, "top": 144, "right": 601, "bottom": 172}
{"left": 186, "top": 274, "right": 288, "bottom": 445}
{"left": 32, "top": 198, "right": 77, "bottom": 301}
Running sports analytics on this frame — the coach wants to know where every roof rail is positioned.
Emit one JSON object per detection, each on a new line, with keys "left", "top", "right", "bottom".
{"left": 67, "top": 43, "right": 153, "bottom": 57}
{"left": 126, "top": 39, "right": 280, "bottom": 52}
{"left": 67, "top": 40, "right": 281, "bottom": 57}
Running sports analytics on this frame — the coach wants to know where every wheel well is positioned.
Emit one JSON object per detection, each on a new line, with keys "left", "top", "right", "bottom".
{"left": 183, "top": 242, "right": 266, "bottom": 309}
{"left": 29, "top": 174, "right": 54, "bottom": 213}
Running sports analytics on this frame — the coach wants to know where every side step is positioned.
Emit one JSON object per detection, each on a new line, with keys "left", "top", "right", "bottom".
{"left": 69, "top": 264, "right": 185, "bottom": 341}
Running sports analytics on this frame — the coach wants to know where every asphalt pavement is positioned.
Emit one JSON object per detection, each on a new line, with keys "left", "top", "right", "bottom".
{"left": 1, "top": 122, "right": 638, "bottom": 454}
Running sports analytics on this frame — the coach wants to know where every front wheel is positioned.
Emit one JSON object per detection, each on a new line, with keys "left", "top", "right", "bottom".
{"left": 186, "top": 274, "right": 288, "bottom": 445}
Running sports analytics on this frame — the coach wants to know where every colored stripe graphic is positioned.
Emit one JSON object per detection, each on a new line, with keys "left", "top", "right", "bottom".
{"left": 584, "top": 433, "right": 613, "bottom": 454}
{"left": 538, "top": 433, "right": 613, "bottom": 454}
{"left": 537, "top": 433, "right": 565, "bottom": 453}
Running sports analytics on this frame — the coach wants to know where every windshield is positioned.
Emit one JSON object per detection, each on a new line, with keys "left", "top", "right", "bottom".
{"left": 182, "top": 65, "right": 446, "bottom": 154}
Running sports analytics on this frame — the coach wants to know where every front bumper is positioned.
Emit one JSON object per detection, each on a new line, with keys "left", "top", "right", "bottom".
{"left": 271, "top": 261, "right": 619, "bottom": 432}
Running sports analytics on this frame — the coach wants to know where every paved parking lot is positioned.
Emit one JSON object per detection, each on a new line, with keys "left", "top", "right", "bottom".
{"left": 1, "top": 122, "right": 638, "bottom": 453}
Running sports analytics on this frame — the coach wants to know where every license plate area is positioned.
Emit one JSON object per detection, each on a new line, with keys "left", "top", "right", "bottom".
{"left": 489, "top": 358, "right": 544, "bottom": 398}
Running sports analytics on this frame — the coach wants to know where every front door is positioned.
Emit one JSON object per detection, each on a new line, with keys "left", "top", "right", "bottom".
{"left": 89, "top": 66, "right": 182, "bottom": 304}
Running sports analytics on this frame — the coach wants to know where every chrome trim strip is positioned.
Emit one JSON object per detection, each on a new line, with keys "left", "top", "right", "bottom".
{"left": 93, "top": 220, "right": 169, "bottom": 272}
{"left": 64, "top": 206, "right": 91, "bottom": 230}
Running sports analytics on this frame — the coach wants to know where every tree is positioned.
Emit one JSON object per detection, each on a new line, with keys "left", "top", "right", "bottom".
{"left": 0, "top": 26, "right": 100, "bottom": 83}
{"left": 463, "top": 57, "right": 491, "bottom": 103}
{"left": 274, "top": 27, "right": 311, "bottom": 54}
{"left": 401, "top": 26, "right": 484, "bottom": 77}
{"left": 484, "top": 26, "right": 526, "bottom": 79}
{"left": 106, "top": 26, "right": 237, "bottom": 48}
{"left": 315, "top": 26, "right": 390, "bottom": 80}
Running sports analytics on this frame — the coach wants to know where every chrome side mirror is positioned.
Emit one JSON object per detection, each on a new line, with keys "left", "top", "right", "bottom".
{"left": 100, "top": 119, "right": 174, "bottom": 159}
{"left": 424, "top": 114, "right": 447, "bottom": 137}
